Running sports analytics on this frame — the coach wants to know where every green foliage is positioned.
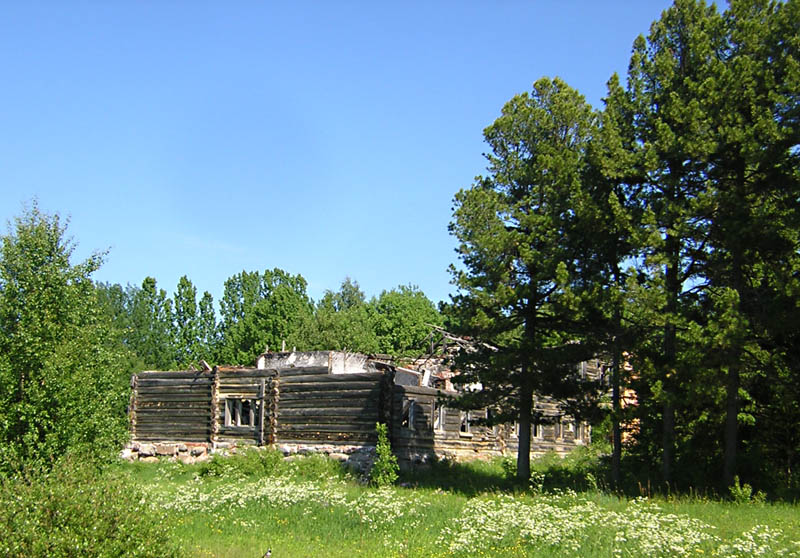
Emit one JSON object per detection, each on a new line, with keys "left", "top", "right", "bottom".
{"left": 0, "top": 458, "right": 182, "bottom": 558}
{"left": 117, "top": 456, "right": 800, "bottom": 557}
{"left": 449, "top": 77, "right": 605, "bottom": 480}
{"left": 308, "top": 278, "right": 380, "bottom": 354}
{"left": 372, "top": 284, "right": 443, "bottom": 356}
{"left": 728, "top": 476, "right": 766, "bottom": 505}
{"left": 198, "top": 447, "right": 286, "bottom": 479}
{"left": 369, "top": 422, "right": 398, "bottom": 487}
{"left": 0, "top": 204, "right": 131, "bottom": 467}
{"left": 125, "top": 277, "right": 178, "bottom": 370}
{"left": 218, "top": 269, "right": 313, "bottom": 365}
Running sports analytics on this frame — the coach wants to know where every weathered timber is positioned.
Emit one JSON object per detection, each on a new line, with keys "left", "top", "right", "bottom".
{"left": 138, "top": 371, "right": 214, "bottom": 380}
{"left": 136, "top": 401, "right": 210, "bottom": 409}
{"left": 136, "top": 395, "right": 211, "bottom": 404}
{"left": 277, "top": 423, "right": 379, "bottom": 433}
{"left": 280, "top": 381, "right": 380, "bottom": 393}
{"left": 218, "top": 369, "right": 276, "bottom": 378}
{"left": 278, "top": 407, "right": 380, "bottom": 417}
{"left": 135, "top": 435, "right": 210, "bottom": 442}
{"left": 219, "top": 386, "right": 261, "bottom": 395}
{"left": 277, "top": 367, "right": 329, "bottom": 377}
{"left": 257, "top": 379, "right": 266, "bottom": 446}
{"left": 281, "top": 373, "right": 384, "bottom": 384}
{"left": 278, "top": 389, "right": 380, "bottom": 401}
{"left": 277, "top": 417, "right": 379, "bottom": 428}
{"left": 135, "top": 407, "right": 211, "bottom": 415}
{"left": 137, "top": 378, "right": 214, "bottom": 387}
{"left": 130, "top": 373, "right": 138, "bottom": 439}
{"left": 135, "top": 411, "right": 212, "bottom": 420}
{"left": 277, "top": 398, "right": 377, "bottom": 409}
{"left": 269, "top": 374, "right": 279, "bottom": 444}
{"left": 136, "top": 387, "right": 212, "bottom": 396}
{"left": 393, "top": 385, "right": 450, "bottom": 397}
{"left": 218, "top": 376, "right": 276, "bottom": 386}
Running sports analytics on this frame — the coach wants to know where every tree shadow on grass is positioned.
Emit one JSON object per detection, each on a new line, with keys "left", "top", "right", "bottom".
{"left": 399, "top": 458, "right": 515, "bottom": 497}
{"left": 399, "top": 449, "right": 609, "bottom": 497}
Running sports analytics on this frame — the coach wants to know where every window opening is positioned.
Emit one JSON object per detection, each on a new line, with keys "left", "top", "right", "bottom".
{"left": 460, "top": 411, "right": 471, "bottom": 434}
{"left": 225, "top": 399, "right": 256, "bottom": 427}
{"left": 433, "top": 400, "right": 445, "bottom": 431}
{"left": 401, "top": 400, "right": 417, "bottom": 429}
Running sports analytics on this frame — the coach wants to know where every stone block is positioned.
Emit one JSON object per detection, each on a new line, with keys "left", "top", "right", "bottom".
{"left": 137, "top": 443, "right": 156, "bottom": 457}
{"left": 155, "top": 444, "right": 176, "bottom": 456}
{"left": 140, "top": 456, "right": 158, "bottom": 463}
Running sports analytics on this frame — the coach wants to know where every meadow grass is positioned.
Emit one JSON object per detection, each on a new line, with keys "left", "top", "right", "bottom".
{"left": 115, "top": 450, "right": 800, "bottom": 558}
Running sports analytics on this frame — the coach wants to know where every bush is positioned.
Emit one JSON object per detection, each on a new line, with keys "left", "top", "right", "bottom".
{"left": 728, "top": 476, "right": 766, "bottom": 504}
{"left": 198, "top": 447, "right": 284, "bottom": 479}
{"left": 369, "top": 422, "right": 398, "bottom": 487}
{"left": 0, "top": 457, "right": 182, "bottom": 558}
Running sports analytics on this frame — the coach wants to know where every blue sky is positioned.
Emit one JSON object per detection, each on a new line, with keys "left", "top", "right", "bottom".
{"left": 1, "top": 1, "right": 673, "bottom": 306}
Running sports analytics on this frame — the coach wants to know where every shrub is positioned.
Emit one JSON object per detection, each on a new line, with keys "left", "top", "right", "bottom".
{"left": 0, "top": 457, "right": 182, "bottom": 558}
{"left": 369, "top": 422, "right": 398, "bottom": 487}
{"left": 198, "top": 446, "right": 284, "bottom": 479}
{"left": 728, "top": 476, "right": 766, "bottom": 504}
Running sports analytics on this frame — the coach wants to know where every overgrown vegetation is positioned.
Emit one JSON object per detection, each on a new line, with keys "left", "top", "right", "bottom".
{"left": 448, "top": 0, "right": 800, "bottom": 495}
{"left": 110, "top": 453, "right": 799, "bottom": 558}
{"left": 0, "top": 458, "right": 182, "bottom": 558}
{"left": 370, "top": 422, "right": 399, "bottom": 487}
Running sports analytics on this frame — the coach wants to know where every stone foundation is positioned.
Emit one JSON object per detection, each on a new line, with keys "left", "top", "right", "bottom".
{"left": 120, "top": 441, "right": 377, "bottom": 472}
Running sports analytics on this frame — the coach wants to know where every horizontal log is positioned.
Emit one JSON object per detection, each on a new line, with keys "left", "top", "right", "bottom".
{"left": 280, "top": 372, "right": 383, "bottom": 384}
{"left": 393, "top": 385, "right": 451, "bottom": 396}
{"left": 134, "top": 428, "right": 211, "bottom": 440}
{"left": 137, "top": 387, "right": 211, "bottom": 395}
{"left": 137, "top": 378, "right": 213, "bottom": 387}
{"left": 136, "top": 401, "right": 210, "bottom": 409}
{"left": 276, "top": 366, "right": 329, "bottom": 376}
{"left": 277, "top": 398, "right": 375, "bottom": 409}
{"left": 136, "top": 391, "right": 210, "bottom": 399}
{"left": 218, "top": 376, "right": 273, "bottom": 386}
{"left": 134, "top": 419, "right": 211, "bottom": 428}
{"left": 218, "top": 386, "right": 261, "bottom": 395}
{"left": 135, "top": 409, "right": 211, "bottom": 418}
{"left": 278, "top": 408, "right": 379, "bottom": 418}
{"left": 393, "top": 440, "right": 436, "bottom": 449}
{"left": 279, "top": 389, "right": 379, "bottom": 401}
{"left": 138, "top": 371, "right": 213, "bottom": 380}
{"left": 218, "top": 428, "right": 257, "bottom": 437}
{"left": 277, "top": 417, "right": 379, "bottom": 428}
{"left": 275, "top": 432, "right": 376, "bottom": 443}
{"left": 280, "top": 381, "right": 380, "bottom": 393}
{"left": 133, "top": 435, "right": 210, "bottom": 442}
{"left": 393, "top": 429, "right": 435, "bottom": 440}
{"left": 136, "top": 395, "right": 211, "bottom": 404}
{"left": 218, "top": 370, "right": 275, "bottom": 379}
{"left": 277, "top": 423, "right": 379, "bottom": 433}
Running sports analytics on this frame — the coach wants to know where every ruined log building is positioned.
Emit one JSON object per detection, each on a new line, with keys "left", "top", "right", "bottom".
{"left": 125, "top": 350, "right": 599, "bottom": 466}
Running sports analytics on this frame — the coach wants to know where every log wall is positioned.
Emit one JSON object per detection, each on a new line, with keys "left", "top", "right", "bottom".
{"left": 132, "top": 371, "right": 214, "bottom": 442}
{"left": 275, "top": 367, "right": 383, "bottom": 445}
{"left": 130, "top": 363, "right": 592, "bottom": 461}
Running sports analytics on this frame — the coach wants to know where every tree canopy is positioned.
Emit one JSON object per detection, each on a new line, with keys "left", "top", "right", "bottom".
{"left": 449, "top": 0, "right": 800, "bottom": 493}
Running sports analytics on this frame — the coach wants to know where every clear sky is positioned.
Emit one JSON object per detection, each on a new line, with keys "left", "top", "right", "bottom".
{"left": 1, "top": 1, "right": 673, "bottom": 306}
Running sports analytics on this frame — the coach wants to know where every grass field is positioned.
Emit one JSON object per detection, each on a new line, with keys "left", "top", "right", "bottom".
{"left": 113, "top": 449, "right": 800, "bottom": 558}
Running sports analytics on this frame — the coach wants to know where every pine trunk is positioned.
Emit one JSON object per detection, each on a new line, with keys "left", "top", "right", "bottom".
{"left": 517, "top": 368, "right": 534, "bottom": 482}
